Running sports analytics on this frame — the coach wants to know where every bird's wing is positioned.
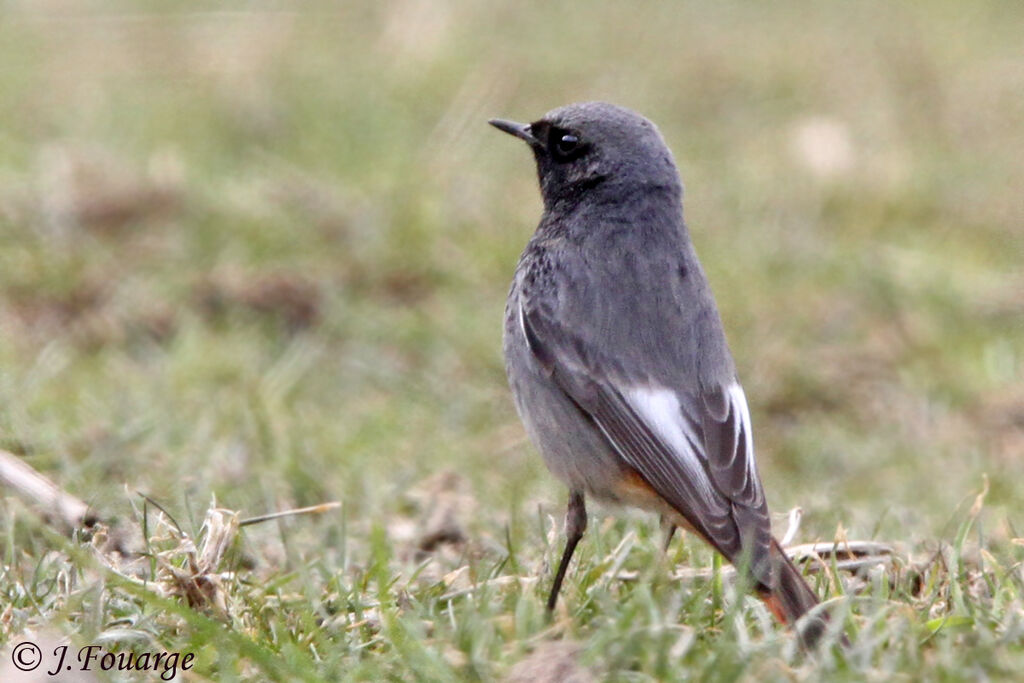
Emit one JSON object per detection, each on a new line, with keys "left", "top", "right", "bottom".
{"left": 517, "top": 280, "right": 773, "bottom": 583}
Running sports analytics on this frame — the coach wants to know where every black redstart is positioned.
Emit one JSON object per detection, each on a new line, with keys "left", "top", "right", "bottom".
{"left": 491, "top": 102, "right": 828, "bottom": 646}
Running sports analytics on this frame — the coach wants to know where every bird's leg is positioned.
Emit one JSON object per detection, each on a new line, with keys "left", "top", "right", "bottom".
{"left": 660, "top": 515, "right": 677, "bottom": 553}
{"left": 547, "top": 490, "right": 587, "bottom": 612}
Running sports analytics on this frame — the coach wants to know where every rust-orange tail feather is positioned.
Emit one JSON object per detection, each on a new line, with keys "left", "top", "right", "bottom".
{"left": 758, "top": 538, "right": 829, "bottom": 648}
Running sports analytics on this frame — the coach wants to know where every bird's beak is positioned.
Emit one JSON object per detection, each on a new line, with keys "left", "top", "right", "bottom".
{"left": 488, "top": 118, "right": 537, "bottom": 145}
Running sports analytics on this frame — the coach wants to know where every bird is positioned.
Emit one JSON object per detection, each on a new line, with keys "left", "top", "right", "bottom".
{"left": 491, "top": 101, "right": 828, "bottom": 647}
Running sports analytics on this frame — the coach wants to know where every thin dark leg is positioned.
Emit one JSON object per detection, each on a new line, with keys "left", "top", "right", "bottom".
{"left": 546, "top": 490, "right": 587, "bottom": 612}
{"left": 660, "top": 516, "right": 677, "bottom": 553}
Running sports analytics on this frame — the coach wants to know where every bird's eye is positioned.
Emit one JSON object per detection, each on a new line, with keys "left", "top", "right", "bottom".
{"left": 556, "top": 134, "right": 579, "bottom": 155}
{"left": 550, "top": 129, "right": 584, "bottom": 162}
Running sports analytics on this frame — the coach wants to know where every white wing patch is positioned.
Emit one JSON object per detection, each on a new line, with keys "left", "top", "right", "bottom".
{"left": 726, "top": 381, "right": 756, "bottom": 479}
{"left": 517, "top": 299, "right": 529, "bottom": 343}
{"left": 623, "top": 386, "right": 718, "bottom": 506}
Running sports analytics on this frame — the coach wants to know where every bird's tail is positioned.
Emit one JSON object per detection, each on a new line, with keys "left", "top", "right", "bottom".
{"left": 758, "top": 538, "right": 829, "bottom": 648}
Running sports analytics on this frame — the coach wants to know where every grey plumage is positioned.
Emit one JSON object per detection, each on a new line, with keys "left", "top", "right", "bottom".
{"left": 492, "top": 102, "right": 826, "bottom": 645}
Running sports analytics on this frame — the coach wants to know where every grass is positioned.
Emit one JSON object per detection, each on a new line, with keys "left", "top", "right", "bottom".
{"left": 1, "top": 0, "right": 1022, "bottom": 680}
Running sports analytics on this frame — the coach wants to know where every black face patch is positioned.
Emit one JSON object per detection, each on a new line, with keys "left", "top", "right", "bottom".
{"left": 532, "top": 121, "right": 589, "bottom": 164}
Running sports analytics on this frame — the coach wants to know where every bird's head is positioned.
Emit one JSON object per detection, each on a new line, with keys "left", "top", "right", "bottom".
{"left": 490, "top": 101, "right": 683, "bottom": 211}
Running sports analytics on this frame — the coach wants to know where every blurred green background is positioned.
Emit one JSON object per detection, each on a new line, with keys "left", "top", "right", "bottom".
{"left": 0, "top": 0, "right": 1022, "bottom": 678}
